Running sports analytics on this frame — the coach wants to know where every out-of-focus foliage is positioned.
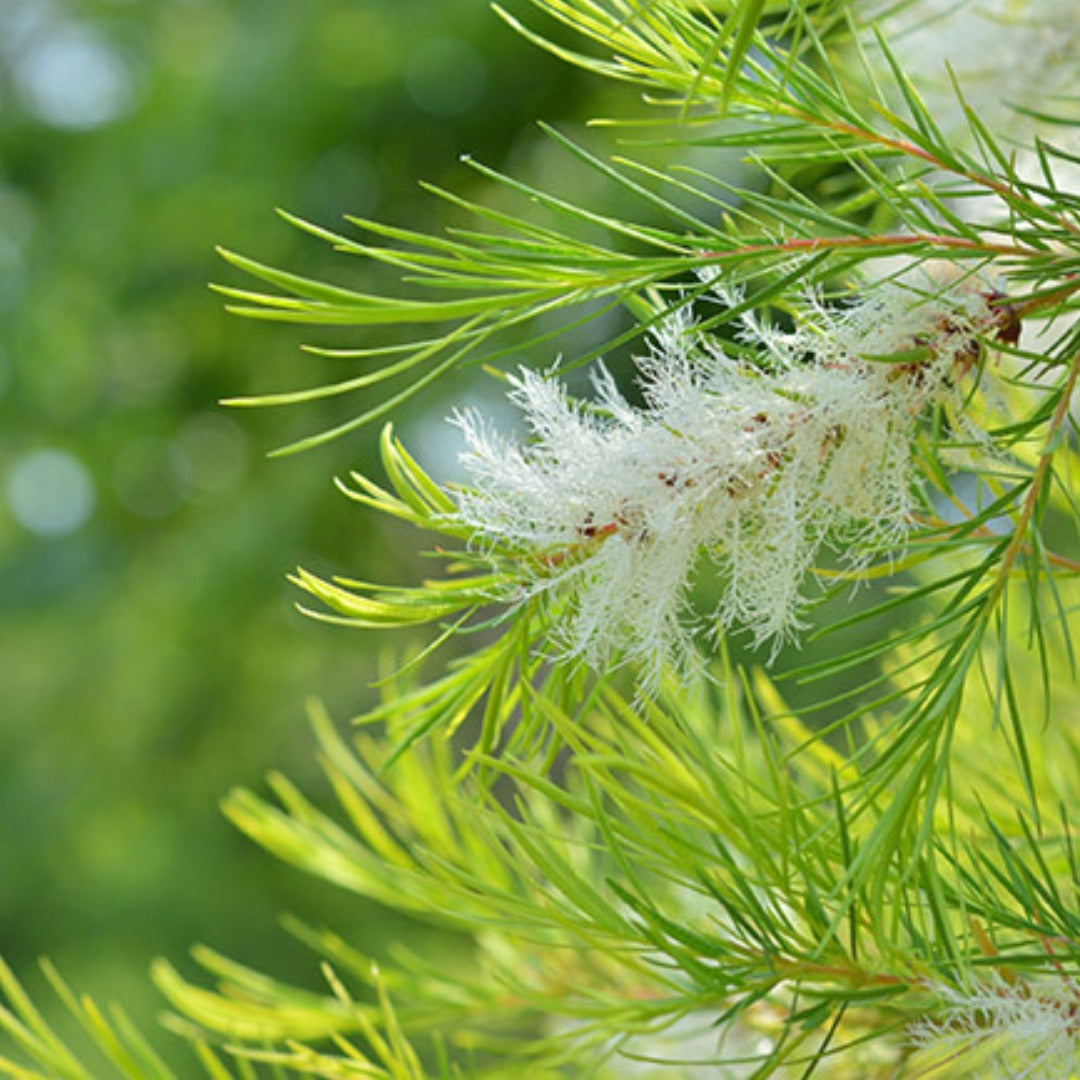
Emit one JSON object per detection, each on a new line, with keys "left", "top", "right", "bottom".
{"left": 0, "top": 0, "right": 592, "bottom": 1046}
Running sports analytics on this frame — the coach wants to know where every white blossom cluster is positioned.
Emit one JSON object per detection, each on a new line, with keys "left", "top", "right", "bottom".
{"left": 452, "top": 280, "right": 1003, "bottom": 676}
{"left": 870, "top": 0, "right": 1078, "bottom": 139}
{"left": 909, "top": 977, "right": 1080, "bottom": 1079}
{"left": 864, "top": 0, "right": 1080, "bottom": 196}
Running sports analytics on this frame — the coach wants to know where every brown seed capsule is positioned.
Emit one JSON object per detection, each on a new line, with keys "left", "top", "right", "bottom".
{"left": 982, "top": 289, "right": 1021, "bottom": 348}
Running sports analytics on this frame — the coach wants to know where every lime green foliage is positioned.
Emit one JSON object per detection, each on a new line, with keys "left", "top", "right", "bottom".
{"left": 0, "top": 950, "right": 425, "bottom": 1078}
{"left": 4, "top": 0, "right": 1080, "bottom": 1076}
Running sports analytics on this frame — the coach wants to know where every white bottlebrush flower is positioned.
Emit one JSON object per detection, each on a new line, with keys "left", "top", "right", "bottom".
{"left": 452, "top": 280, "right": 1005, "bottom": 677}
{"left": 867, "top": 0, "right": 1078, "bottom": 133}
{"left": 862, "top": 0, "right": 1080, "bottom": 194}
{"left": 909, "top": 977, "right": 1080, "bottom": 1079}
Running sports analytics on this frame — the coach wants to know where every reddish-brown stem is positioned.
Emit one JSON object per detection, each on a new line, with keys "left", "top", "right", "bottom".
{"left": 699, "top": 232, "right": 1043, "bottom": 264}
{"left": 914, "top": 516, "right": 1080, "bottom": 576}
{"left": 785, "top": 107, "right": 1080, "bottom": 239}
{"left": 719, "top": 937, "right": 913, "bottom": 990}
{"left": 769, "top": 956, "right": 908, "bottom": 989}
{"left": 989, "top": 350, "right": 1080, "bottom": 594}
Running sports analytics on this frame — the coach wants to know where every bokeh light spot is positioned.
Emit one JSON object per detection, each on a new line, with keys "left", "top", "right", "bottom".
{"left": 6, "top": 449, "right": 96, "bottom": 536}
{"left": 14, "top": 23, "right": 134, "bottom": 131}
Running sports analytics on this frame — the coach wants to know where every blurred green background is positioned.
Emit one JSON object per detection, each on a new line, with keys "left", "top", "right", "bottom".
{"left": 0, "top": 0, "right": 596, "bottom": 1047}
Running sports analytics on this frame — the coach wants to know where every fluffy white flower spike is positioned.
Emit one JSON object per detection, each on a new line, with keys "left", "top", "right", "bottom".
{"left": 452, "top": 280, "right": 1012, "bottom": 678}
{"left": 909, "top": 977, "right": 1080, "bottom": 1079}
